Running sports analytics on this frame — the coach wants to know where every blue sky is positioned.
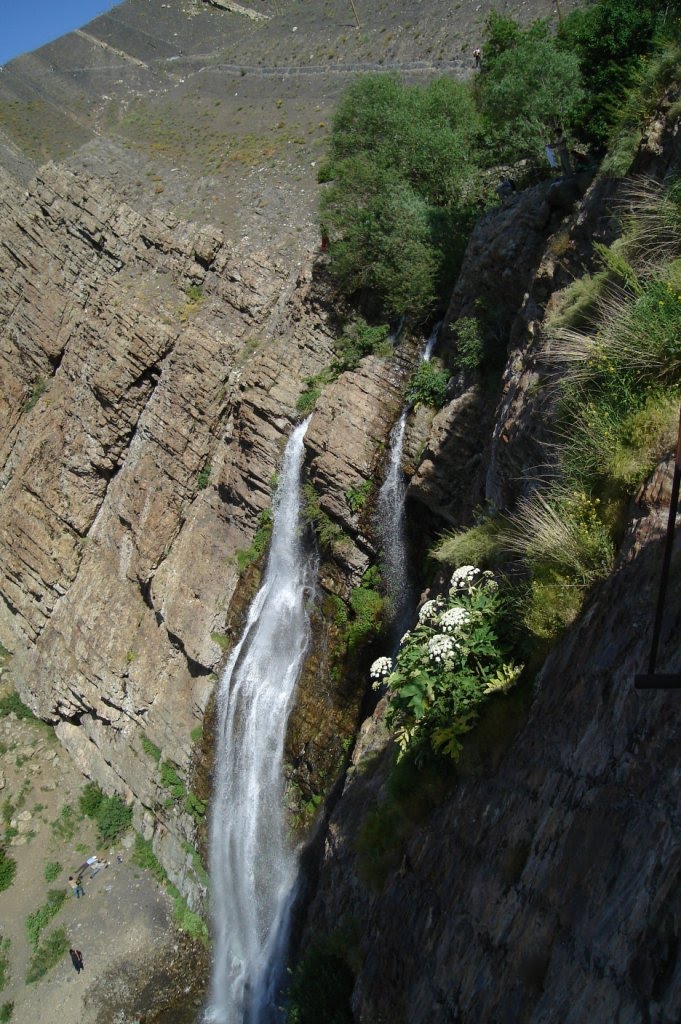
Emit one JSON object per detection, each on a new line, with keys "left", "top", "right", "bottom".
{"left": 0, "top": 1, "right": 125, "bottom": 66}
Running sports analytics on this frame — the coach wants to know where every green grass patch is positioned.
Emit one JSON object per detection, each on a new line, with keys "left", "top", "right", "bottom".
{"left": 344, "top": 480, "right": 372, "bottom": 514}
{"left": 210, "top": 632, "right": 231, "bottom": 652}
{"left": 0, "top": 939, "right": 11, "bottom": 992}
{"left": 0, "top": 692, "right": 36, "bottom": 720}
{"left": 25, "top": 927, "right": 69, "bottom": 984}
{"left": 26, "top": 890, "right": 67, "bottom": 950}
{"left": 141, "top": 735, "right": 162, "bottom": 763}
{"left": 160, "top": 762, "right": 186, "bottom": 801}
{"left": 22, "top": 378, "right": 47, "bottom": 413}
{"left": 44, "top": 861, "right": 62, "bottom": 884}
{"left": 0, "top": 852, "right": 17, "bottom": 893}
{"left": 50, "top": 802, "right": 77, "bottom": 843}
{"left": 0, "top": 1001, "right": 13, "bottom": 1023}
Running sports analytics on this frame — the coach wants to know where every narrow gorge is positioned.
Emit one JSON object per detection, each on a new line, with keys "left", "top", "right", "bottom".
{"left": 0, "top": 1, "right": 680, "bottom": 1022}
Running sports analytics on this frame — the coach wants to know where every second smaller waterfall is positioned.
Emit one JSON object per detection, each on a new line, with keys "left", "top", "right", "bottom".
{"left": 376, "top": 323, "right": 441, "bottom": 644}
{"left": 376, "top": 410, "right": 413, "bottom": 645}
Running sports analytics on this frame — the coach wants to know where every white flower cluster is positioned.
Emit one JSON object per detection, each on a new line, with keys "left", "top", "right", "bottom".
{"left": 418, "top": 598, "right": 443, "bottom": 624}
{"left": 427, "top": 634, "right": 456, "bottom": 664}
{"left": 440, "top": 606, "right": 470, "bottom": 634}
{"left": 449, "top": 565, "right": 480, "bottom": 595}
{"left": 370, "top": 656, "right": 393, "bottom": 686}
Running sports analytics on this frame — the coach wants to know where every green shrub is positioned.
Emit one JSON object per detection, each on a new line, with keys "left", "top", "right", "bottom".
{"left": 96, "top": 795, "right": 133, "bottom": 845}
{"left": 345, "top": 480, "right": 372, "bottom": 513}
{"left": 0, "top": 852, "right": 16, "bottom": 893}
{"left": 373, "top": 567, "right": 522, "bottom": 763}
{"left": 405, "top": 360, "right": 449, "bottom": 409}
{"left": 296, "top": 368, "right": 336, "bottom": 414}
{"left": 558, "top": 0, "right": 677, "bottom": 150}
{"left": 478, "top": 16, "right": 584, "bottom": 165}
{"left": 333, "top": 319, "right": 391, "bottom": 372}
{"left": 452, "top": 316, "right": 484, "bottom": 370}
{"left": 0, "top": 1001, "right": 13, "bottom": 1023}
{"left": 433, "top": 517, "right": 504, "bottom": 569}
{"left": 25, "top": 927, "right": 69, "bottom": 984}
{"left": 79, "top": 783, "right": 132, "bottom": 844}
{"left": 345, "top": 567, "right": 385, "bottom": 651}
{"left": 132, "top": 834, "right": 168, "bottom": 885}
{"left": 197, "top": 462, "right": 211, "bottom": 489}
{"left": 235, "top": 508, "right": 273, "bottom": 573}
{"left": 141, "top": 736, "right": 162, "bottom": 763}
{"left": 0, "top": 939, "right": 10, "bottom": 992}
{"left": 44, "top": 861, "right": 62, "bottom": 884}
{"left": 321, "top": 74, "right": 483, "bottom": 320}
{"left": 26, "top": 890, "right": 67, "bottom": 950}
{"left": 160, "top": 761, "right": 186, "bottom": 801}
{"left": 22, "top": 378, "right": 47, "bottom": 413}
{"left": 79, "top": 782, "right": 104, "bottom": 819}
{"left": 51, "top": 804, "right": 77, "bottom": 841}
{"left": 184, "top": 791, "right": 207, "bottom": 822}
{"left": 303, "top": 485, "right": 348, "bottom": 555}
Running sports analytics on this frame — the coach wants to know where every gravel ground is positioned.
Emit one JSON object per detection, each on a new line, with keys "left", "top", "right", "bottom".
{"left": 0, "top": 662, "right": 204, "bottom": 1024}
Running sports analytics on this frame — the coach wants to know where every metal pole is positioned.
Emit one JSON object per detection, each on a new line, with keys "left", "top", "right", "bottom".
{"left": 635, "top": 403, "right": 681, "bottom": 688}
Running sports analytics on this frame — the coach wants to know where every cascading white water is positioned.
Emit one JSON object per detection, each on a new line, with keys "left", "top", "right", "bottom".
{"left": 376, "top": 409, "right": 412, "bottom": 645}
{"left": 422, "top": 320, "right": 440, "bottom": 363}
{"left": 376, "top": 323, "right": 441, "bottom": 643}
{"left": 205, "top": 419, "right": 317, "bottom": 1024}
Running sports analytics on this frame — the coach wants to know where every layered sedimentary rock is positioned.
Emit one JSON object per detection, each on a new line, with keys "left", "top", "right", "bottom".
{"left": 0, "top": 161, "right": 409, "bottom": 896}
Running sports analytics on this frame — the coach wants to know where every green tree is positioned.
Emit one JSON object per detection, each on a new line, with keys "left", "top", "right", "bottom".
{"left": 321, "top": 74, "right": 483, "bottom": 321}
{"left": 558, "top": 0, "right": 680, "bottom": 148}
{"left": 478, "top": 18, "right": 583, "bottom": 164}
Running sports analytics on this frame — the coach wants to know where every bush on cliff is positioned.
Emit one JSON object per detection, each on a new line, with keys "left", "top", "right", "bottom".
{"left": 370, "top": 566, "right": 522, "bottom": 764}
{"left": 477, "top": 15, "right": 584, "bottom": 165}
{"left": 79, "top": 782, "right": 132, "bottom": 845}
{"left": 321, "top": 74, "right": 483, "bottom": 322}
{"left": 557, "top": 0, "right": 680, "bottom": 149}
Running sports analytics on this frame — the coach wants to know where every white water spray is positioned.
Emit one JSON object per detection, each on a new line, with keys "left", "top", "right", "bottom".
{"left": 376, "top": 409, "right": 412, "bottom": 644}
{"left": 206, "top": 419, "right": 316, "bottom": 1024}
{"left": 376, "top": 324, "right": 441, "bottom": 643}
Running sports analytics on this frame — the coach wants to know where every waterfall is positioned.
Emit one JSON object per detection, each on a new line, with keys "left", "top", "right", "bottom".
{"left": 422, "top": 320, "right": 440, "bottom": 362}
{"left": 376, "top": 324, "right": 440, "bottom": 644}
{"left": 205, "top": 418, "right": 317, "bottom": 1024}
{"left": 376, "top": 409, "right": 413, "bottom": 645}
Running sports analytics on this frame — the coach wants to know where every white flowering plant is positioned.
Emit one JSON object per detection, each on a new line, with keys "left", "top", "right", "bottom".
{"left": 373, "top": 568, "right": 523, "bottom": 763}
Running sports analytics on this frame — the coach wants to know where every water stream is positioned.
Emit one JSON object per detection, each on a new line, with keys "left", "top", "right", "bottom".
{"left": 376, "top": 323, "right": 440, "bottom": 645}
{"left": 205, "top": 418, "right": 317, "bottom": 1024}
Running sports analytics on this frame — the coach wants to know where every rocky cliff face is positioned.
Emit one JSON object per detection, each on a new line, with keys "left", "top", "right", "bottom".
{"left": 2, "top": 3, "right": 680, "bottom": 1015}
{"left": 0, "top": 157, "right": 410, "bottom": 897}
{"left": 298, "top": 104, "right": 681, "bottom": 1022}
